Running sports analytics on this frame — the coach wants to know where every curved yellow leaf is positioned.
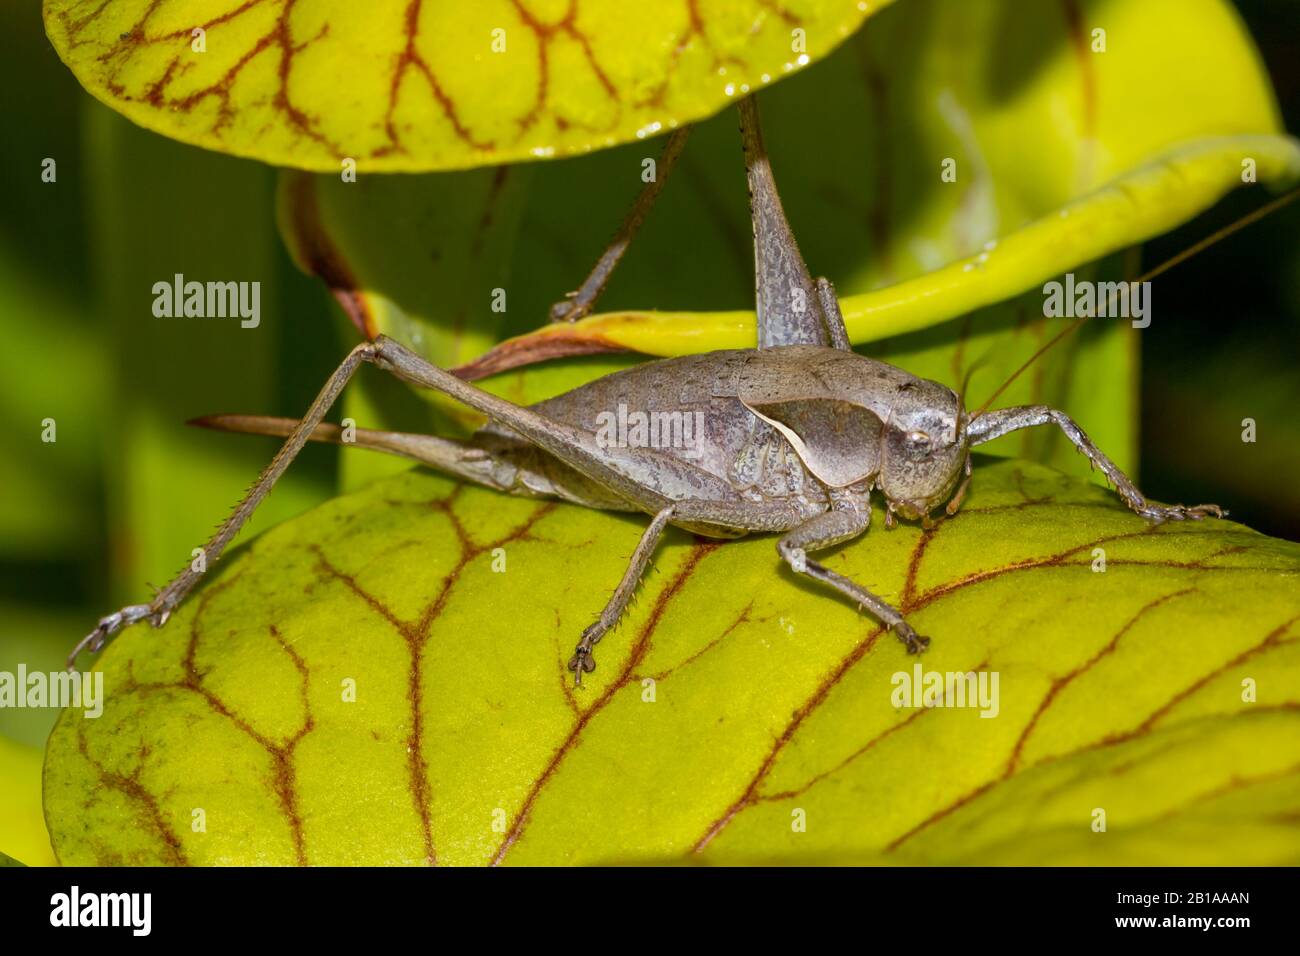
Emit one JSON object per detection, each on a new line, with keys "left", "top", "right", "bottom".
{"left": 44, "top": 460, "right": 1300, "bottom": 865}
{"left": 43, "top": 0, "right": 885, "bottom": 172}
{"left": 0, "top": 735, "right": 55, "bottom": 866}
{"left": 458, "top": 134, "right": 1300, "bottom": 373}
{"left": 450, "top": 0, "right": 1300, "bottom": 375}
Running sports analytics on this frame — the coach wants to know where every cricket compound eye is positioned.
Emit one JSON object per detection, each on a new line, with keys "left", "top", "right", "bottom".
{"left": 904, "top": 430, "right": 932, "bottom": 460}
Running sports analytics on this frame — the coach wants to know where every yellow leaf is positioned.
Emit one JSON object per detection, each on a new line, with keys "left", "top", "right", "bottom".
{"left": 43, "top": 0, "right": 886, "bottom": 172}
{"left": 0, "top": 735, "right": 55, "bottom": 866}
{"left": 43, "top": 460, "right": 1300, "bottom": 865}
{"left": 467, "top": 136, "right": 1300, "bottom": 367}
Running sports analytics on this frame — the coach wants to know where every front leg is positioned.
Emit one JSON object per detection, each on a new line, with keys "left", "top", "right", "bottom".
{"left": 778, "top": 498, "right": 929, "bottom": 653}
{"left": 968, "top": 406, "right": 1224, "bottom": 522}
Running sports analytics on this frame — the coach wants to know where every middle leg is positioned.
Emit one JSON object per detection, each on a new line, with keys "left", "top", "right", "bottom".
{"left": 569, "top": 505, "right": 676, "bottom": 685}
{"left": 569, "top": 497, "right": 808, "bottom": 684}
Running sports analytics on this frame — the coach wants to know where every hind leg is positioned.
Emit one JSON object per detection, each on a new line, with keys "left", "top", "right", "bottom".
{"left": 69, "top": 342, "right": 382, "bottom": 668}
{"left": 550, "top": 128, "right": 691, "bottom": 323}
{"left": 192, "top": 413, "right": 632, "bottom": 509}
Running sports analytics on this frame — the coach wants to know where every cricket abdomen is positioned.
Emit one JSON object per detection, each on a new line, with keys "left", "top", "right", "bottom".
{"left": 522, "top": 350, "right": 832, "bottom": 502}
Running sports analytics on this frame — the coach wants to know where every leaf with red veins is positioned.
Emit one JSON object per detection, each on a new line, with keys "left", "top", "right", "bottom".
{"left": 43, "top": 0, "right": 889, "bottom": 171}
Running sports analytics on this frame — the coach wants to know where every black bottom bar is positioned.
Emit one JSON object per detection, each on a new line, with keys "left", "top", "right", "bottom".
{"left": 0, "top": 866, "right": 1288, "bottom": 942}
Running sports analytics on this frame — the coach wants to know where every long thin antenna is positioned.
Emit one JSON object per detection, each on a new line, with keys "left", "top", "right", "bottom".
{"left": 971, "top": 186, "right": 1300, "bottom": 418}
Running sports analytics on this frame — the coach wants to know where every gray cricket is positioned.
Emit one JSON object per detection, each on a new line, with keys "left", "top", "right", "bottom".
{"left": 69, "top": 96, "right": 1224, "bottom": 682}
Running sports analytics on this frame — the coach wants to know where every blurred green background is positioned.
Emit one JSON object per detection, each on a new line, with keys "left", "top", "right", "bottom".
{"left": 2, "top": 0, "right": 1298, "bottom": 754}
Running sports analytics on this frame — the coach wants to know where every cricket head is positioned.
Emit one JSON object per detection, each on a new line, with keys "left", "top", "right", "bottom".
{"left": 877, "top": 379, "right": 969, "bottom": 522}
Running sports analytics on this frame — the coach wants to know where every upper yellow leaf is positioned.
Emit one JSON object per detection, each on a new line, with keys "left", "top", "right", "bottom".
{"left": 43, "top": 0, "right": 886, "bottom": 171}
